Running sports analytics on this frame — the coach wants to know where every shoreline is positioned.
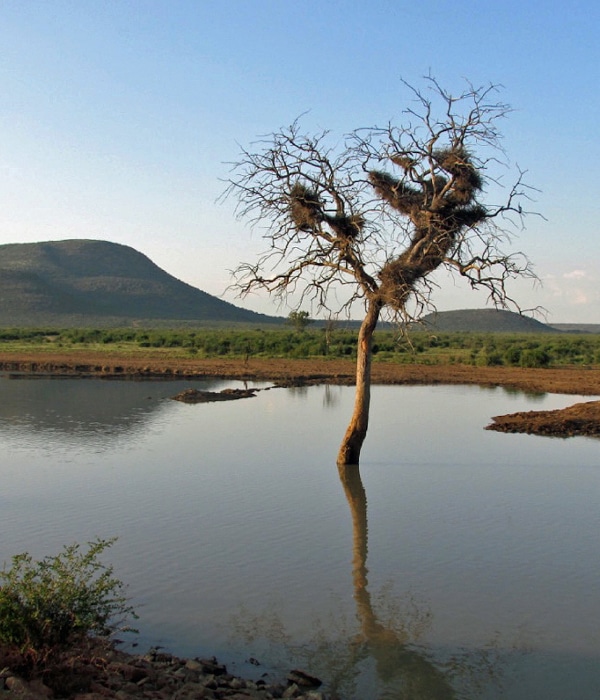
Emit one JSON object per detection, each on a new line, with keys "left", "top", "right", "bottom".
{"left": 0, "top": 640, "right": 329, "bottom": 700}
{"left": 1, "top": 351, "right": 600, "bottom": 394}
{"left": 2, "top": 352, "right": 600, "bottom": 437}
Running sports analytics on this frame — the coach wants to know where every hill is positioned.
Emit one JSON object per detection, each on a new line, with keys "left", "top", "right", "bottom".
{"left": 420, "top": 308, "right": 558, "bottom": 333}
{"left": 550, "top": 323, "right": 600, "bottom": 334}
{"left": 0, "top": 239, "right": 280, "bottom": 327}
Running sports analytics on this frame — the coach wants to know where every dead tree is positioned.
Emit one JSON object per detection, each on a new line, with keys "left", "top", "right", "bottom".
{"left": 223, "top": 77, "right": 537, "bottom": 465}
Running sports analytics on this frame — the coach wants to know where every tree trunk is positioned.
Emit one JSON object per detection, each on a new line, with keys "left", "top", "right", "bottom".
{"left": 337, "top": 300, "right": 381, "bottom": 465}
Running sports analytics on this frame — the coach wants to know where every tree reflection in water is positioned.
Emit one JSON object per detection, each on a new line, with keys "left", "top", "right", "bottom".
{"left": 338, "top": 463, "right": 458, "bottom": 698}
{"left": 229, "top": 464, "right": 506, "bottom": 699}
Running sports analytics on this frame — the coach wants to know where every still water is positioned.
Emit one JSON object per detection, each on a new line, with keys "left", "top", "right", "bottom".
{"left": 0, "top": 375, "right": 598, "bottom": 699}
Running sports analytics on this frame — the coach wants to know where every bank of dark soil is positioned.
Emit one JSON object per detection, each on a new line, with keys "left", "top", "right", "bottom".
{"left": 171, "top": 387, "right": 259, "bottom": 403}
{"left": 486, "top": 399, "right": 600, "bottom": 437}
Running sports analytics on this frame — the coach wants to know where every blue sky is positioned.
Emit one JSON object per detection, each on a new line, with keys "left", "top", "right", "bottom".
{"left": 1, "top": 0, "right": 598, "bottom": 322}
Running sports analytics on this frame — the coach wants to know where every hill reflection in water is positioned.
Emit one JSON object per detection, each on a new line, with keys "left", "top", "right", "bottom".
{"left": 0, "top": 376, "right": 238, "bottom": 445}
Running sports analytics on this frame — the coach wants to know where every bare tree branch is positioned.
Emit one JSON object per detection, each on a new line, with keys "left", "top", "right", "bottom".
{"left": 222, "top": 77, "right": 540, "bottom": 464}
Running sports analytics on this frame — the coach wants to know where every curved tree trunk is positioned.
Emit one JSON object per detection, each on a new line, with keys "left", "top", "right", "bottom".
{"left": 337, "top": 300, "right": 381, "bottom": 465}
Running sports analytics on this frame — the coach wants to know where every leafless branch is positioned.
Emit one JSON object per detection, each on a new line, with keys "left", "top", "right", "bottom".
{"left": 222, "top": 77, "right": 539, "bottom": 321}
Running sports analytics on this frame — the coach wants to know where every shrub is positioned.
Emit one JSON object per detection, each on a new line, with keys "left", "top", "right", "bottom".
{"left": 0, "top": 538, "right": 137, "bottom": 667}
{"left": 519, "top": 348, "right": 550, "bottom": 368}
{"left": 476, "top": 350, "right": 503, "bottom": 366}
{"left": 503, "top": 347, "right": 522, "bottom": 366}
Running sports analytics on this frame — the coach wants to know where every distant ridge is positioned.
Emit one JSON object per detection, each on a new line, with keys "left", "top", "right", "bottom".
{"left": 550, "top": 323, "right": 600, "bottom": 334}
{"left": 0, "top": 239, "right": 281, "bottom": 327}
{"left": 420, "top": 308, "right": 558, "bottom": 333}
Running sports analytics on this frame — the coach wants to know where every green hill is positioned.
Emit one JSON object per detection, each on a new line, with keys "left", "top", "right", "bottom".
{"left": 550, "top": 323, "right": 600, "bottom": 334}
{"left": 0, "top": 239, "right": 280, "bottom": 327}
{"left": 420, "top": 308, "right": 557, "bottom": 333}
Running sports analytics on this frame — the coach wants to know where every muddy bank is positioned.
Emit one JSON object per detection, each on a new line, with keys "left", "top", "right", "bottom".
{"left": 486, "top": 399, "right": 600, "bottom": 437}
{"left": 1, "top": 352, "right": 600, "bottom": 395}
{"left": 171, "top": 387, "right": 260, "bottom": 403}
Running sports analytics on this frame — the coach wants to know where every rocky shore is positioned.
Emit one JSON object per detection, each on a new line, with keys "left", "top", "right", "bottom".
{"left": 0, "top": 642, "right": 329, "bottom": 700}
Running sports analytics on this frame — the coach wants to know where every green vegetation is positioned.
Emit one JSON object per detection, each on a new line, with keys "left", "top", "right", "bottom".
{"left": 1, "top": 327, "right": 600, "bottom": 368}
{"left": 0, "top": 538, "right": 136, "bottom": 669}
{"left": 286, "top": 310, "right": 312, "bottom": 331}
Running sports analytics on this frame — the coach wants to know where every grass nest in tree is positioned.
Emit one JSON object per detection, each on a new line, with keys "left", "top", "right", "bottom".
{"left": 433, "top": 147, "right": 483, "bottom": 195}
{"left": 289, "top": 183, "right": 323, "bottom": 231}
{"left": 377, "top": 260, "right": 415, "bottom": 311}
{"left": 325, "top": 213, "right": 364, "bottom": 239}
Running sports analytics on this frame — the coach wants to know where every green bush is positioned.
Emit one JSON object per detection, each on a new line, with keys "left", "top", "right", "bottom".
{"left": 476, "top": 350, "right": 503, "bottom": 366}
{"left": 519, "top": 348, "right": 551, "bottom": 368}
{"left": 503, "top": 347, "right": 521, "bottom": 366}
{"left": 0, "top": 538, "right": 137, "bottom": 667}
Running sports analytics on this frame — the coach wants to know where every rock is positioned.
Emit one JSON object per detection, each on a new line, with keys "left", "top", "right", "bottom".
{"left": 197, "top": 657, "right": 228, "bottom": 676}
{"left": 184, "top": 659, "right": 203, "bottom": 672}
{"left": 107, "top": 661, "right": 148, "bottom": 683}
{"left": 5, "top": 675, "right": 51, "bottom": 700}
{"left": 287, "top": 669, "right": 322, "bottom": 688}
{"left": 171, "top": 681, "right": 211, "bottom": 699}
{"left": 29, "top": 678, "right": 53, "bottom": 698}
